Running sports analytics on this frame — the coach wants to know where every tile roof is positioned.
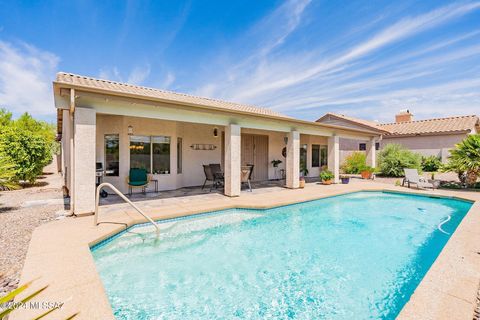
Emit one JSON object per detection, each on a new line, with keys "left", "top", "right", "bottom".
{"left": 55, "top": 72, "right": 292, "bottom": 119}
{"left": 316, "top": 113, "right": 388, "bottom": 133}
{"left": 380, "top": 115, "right": 479, "bottom": 136}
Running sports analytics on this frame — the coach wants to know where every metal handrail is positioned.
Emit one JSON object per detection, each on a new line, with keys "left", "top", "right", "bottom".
{"left": 94, "top": 182, "right": 160, "bottom": 237}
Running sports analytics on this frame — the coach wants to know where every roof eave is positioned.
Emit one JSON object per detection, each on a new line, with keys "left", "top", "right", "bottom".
{"left": 53, "top": 81, "right": 383, "bottom": 136}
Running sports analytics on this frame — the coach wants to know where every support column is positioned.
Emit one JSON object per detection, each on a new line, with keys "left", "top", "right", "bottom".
{"left": 366, "top": 137, "right": 376, "bottom": 169}
{"left": 73, "top": 107, "right": 96, "bottom": 214}
{"left": 224, "top": 124, "right": 241, "bottom": 197}
{"left": 328, "top": 135, "right": 340, "bottom": 183}
{"left": 286, "top": 131, "right": 300, "bottom": 189}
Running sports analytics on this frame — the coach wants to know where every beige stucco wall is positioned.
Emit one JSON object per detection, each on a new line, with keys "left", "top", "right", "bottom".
{"left": 96, "top": 114, "right": 224, "bottom": 193}
{"left": 94, "top": 115, "right": 333, "bottom": 194}
{"left": 339, "top": 133, "right": 469, "bottom": 163}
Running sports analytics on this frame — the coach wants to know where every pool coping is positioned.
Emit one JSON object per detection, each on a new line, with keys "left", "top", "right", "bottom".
{"left": 11, "top": 182, "right": 480, "bottom": 319}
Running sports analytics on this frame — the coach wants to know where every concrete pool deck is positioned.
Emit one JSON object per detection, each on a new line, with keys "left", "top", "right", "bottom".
{"left": 11, "top": 180, "right": 480, "bottom": 319}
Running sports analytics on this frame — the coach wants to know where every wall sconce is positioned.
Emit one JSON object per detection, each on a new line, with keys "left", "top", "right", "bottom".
{"left": 213, "top": 128, "right": 218, "bottom": 138}
{"left": 284, "top": 136, "right": 288, "bottom": 145}
{"left": 127, "top": 125, "right": 133, "bottom": 136}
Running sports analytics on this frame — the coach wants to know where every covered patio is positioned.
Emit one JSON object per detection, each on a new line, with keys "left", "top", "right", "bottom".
{"left": 54, "top": 73, "right": 383, "bottom": 215}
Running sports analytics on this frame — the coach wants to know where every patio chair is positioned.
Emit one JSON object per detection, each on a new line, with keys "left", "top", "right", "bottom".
{"left": 402, "top": 169, "right": 435, "bottom": 189}
{"left": 241, "top": 165, "right": 254, "bottom": 192}
{"left": 202, "top": 164, "right": 223, "bottom": 191}
{"left": 127, "top": 168, "right": 150, "bottom": 195}
{"left": 209, "top": 163, "right": 224, "bottom": 183}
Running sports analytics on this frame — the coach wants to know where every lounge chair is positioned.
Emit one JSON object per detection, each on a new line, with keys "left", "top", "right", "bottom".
{"left": 241, "top": 165, "right": 254, "bottom": 192}
{"left": 127, "top": 168, "right": 150, "bottom": 195}
{"left": 402, "top": 169, "right": 435, "bottom": 189}
{"left": 202, "top": 164, "right": 224, "bottom": 191}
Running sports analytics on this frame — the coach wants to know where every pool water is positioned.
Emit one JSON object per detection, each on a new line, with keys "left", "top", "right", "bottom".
{"left": 91, "top": 192, "right": 472, "bottom": 319}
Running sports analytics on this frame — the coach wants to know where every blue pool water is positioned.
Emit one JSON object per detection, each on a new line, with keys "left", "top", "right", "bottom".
{"left": 91, "top": 191, "right": 472, "bottom": 319}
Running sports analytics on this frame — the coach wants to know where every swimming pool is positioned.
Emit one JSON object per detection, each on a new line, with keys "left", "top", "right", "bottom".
{"left": 91, "top": 191, "right": 472, "bottom": 319}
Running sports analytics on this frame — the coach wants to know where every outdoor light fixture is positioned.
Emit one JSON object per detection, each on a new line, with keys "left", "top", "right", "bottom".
{"left": 127, "top": 125, "right": 133, "bottom": 135}
{"left": 284, "top": 136, "right": 288, "bottom": 145}
{"left": 213, "top": 128, "right": 218, "bottom": 137}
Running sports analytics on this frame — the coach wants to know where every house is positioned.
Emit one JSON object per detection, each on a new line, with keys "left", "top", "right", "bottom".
{"left": 316, "top": 110, "right": 480, "bottom": 163}
{"left": 54, "top": 73, "right": 384, "bottom": 215}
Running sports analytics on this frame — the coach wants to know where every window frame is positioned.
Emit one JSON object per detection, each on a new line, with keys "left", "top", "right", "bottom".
{"left": 129, "top": 135, "right": 171, "bottom": 174}
{"left": 359, "top": 143, "right": 366, "bottom": 151}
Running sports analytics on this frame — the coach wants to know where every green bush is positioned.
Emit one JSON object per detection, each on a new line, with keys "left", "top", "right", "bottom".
{"left": 319, "top": 170, "right": 334, "bottom": 181}
{"left": 341, "top": 152, "right": 367, "bottom": 174}
{"left": 441, "top": 134, "right": 480, "bottom": 187}
{"left": 0, "top": 126, "right": 52, "bottom": 183}
{"left": 421, "top": 155, "right": 441, "bottom": 172}
{"left": 378, "top": 144, "right": 422, "bottom": 177}
{"left": 0, "top": 112, "right": 55, "bottom": 184}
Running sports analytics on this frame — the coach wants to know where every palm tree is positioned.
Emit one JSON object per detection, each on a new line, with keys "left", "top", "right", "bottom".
{"left": 443, "top": 134, "right": 480, "bottom": 187}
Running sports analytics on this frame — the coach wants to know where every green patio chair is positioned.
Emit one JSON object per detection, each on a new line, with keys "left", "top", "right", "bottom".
{"left": 127, "top": 168, "right": 150, "bottom": 195}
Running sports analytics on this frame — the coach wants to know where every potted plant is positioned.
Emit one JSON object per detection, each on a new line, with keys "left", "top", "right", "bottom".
{"left": 340, "top": 174, "right": 350, "bottom": 184}
{"left": 299, "top": 164, "right": 309, "bottom": 188}
{"left": 319, "top": 170, "right": 334, "bottom": 185}
{"left": 360, "top": 166, "right": 375, "bottom": 179}
{"left": 299, "top": 176, "right": 306, "bottom": 188}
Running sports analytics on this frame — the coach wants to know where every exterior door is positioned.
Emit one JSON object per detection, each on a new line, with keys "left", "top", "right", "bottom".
{"left": 241, "top": 134, "right": 269, "bottom": 181}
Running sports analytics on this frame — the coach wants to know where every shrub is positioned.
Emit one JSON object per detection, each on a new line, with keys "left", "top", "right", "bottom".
{"left": 378, "top": 144, "right": 422, "bottom": 177}
{"left": 0, "top": 154, "right": 18, "bottom": 190}
{"left": 421, "top": 155, "right": 441, "bottom": 172}
{"left": 341, "top": 152, "right": 367, "bottom": 174}
{"left": 442, "top": 134, "right": 480, "bottom": 187}
{"left": 0, "top": 126, "right": 52, "bottom": 183}
{"left": 319, "top": 170, "right": 334, "bottom": 181}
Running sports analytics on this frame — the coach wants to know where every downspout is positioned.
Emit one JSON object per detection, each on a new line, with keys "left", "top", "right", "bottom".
{"left": 69, "top": 88, "right": 75, "bottom": 214}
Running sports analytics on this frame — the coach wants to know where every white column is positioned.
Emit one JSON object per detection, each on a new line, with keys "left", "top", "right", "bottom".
{"left": 328, "top": 135, "right": 340, "bottom": 183}
{"left": 366, "top": 137, "right": 376, "bottom": 168}
{"left": 286, "top": 131, "right": 300, "bottom": 189}
{"left": 73, "top": 107, "right": 96, "bottom": 215}
{"left": 224, "top": 124, "right": 241, "bottom": 197}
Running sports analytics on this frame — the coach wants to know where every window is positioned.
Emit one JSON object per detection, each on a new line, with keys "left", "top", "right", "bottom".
{"left": 320, "top": 145, "right": 328, "bottom": 167}
{"left": 359, "top": 143, "right": 366, "bottom": 151}
{"left": 177, "top": 137, "right": 182, "bottom": 174}
{"left": 130, "top": 135, "right": 171, "bottom": 174}
{"left": 312, "top": 144, "right": 320, "bottom": 167}
{"left": 300, "top": 144, "right": 307, "bottom": 170}
{"left": 152, "top": 136, "right": 171, "bottom": 174}
{"left": 104, "top": 134, "right": 119, "bottom": 176}
{"left": 375, "top": 142, "right": 380, "bottom": 150}
{"left": 130, "top": 136, "right": 151, "bottom": 172}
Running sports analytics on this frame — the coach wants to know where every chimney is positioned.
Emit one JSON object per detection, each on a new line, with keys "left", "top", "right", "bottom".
{"left": 395, "top": 109, "right": 413, "bottom": 123}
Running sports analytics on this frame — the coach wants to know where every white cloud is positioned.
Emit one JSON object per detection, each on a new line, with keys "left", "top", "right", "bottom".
{"left": 98, "top": 65, "right": 150, "bottom": 85}
{"left": 0, "top": 41, "right": 59, "bottom": 117}
{"left": 193, "top": 1, "right": 480, "bottom": 121}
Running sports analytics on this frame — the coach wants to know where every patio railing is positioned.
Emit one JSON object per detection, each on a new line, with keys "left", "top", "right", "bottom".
{"left": 94, "top": 182, "right": 160, "bottom": 237}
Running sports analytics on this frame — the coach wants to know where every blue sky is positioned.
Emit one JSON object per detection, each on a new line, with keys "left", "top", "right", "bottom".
{"left": 0, "top": 0, "right": 479, "bottom": 122}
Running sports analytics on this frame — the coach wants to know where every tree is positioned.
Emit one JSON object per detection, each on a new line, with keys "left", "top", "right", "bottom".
{"left": 0, "top": 154, "right": 18, "bottom": 190}
{"left": 442, "top": 134, "right": 480, "bottom": 187}
{"left": 0, "top": 126, "right": 52, "bottom": 184}
{"left": 0, "top": 108, "right": 12, "bottom": 127}
{"left": 378, "top": 144, "right": 422, "bottom": 177}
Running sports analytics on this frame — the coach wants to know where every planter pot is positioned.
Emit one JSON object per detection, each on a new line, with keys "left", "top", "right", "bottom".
{"left": 299, "top": 180, "right": 305, "bottom": 188}
{"left": 341, "top": 177, "right": 350, "bottom": 184}
{"left": 322, "top": 180, "right": 333, "bottom": 185}
{"left": 361, "top": 171, "right": 372, "bottom": 179}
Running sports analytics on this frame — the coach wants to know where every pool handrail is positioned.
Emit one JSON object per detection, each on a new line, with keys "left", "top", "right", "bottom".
{"left": 94, "top": 182, "right": 160, "bottom": 237}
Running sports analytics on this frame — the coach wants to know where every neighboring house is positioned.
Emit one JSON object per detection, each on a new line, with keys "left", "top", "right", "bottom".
{"left": 316, "top": 110, "right": 480, "bottom": 164}
{"left": 54, "top": 73, "right": 384, "bottom": 215}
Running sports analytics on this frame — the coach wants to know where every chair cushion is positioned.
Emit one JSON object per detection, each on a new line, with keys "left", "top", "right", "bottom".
{"left": 129, "top": 168, "right": 148, "bottom": 185}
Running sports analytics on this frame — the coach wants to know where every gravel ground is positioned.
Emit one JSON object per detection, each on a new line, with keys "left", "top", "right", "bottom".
{"left": 0, "top": 159, "right": 66, "bottom": 295}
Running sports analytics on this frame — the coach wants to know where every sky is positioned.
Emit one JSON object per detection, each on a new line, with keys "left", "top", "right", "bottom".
{"left": 0, "top": 0, "right": 479, "bottom": 123}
